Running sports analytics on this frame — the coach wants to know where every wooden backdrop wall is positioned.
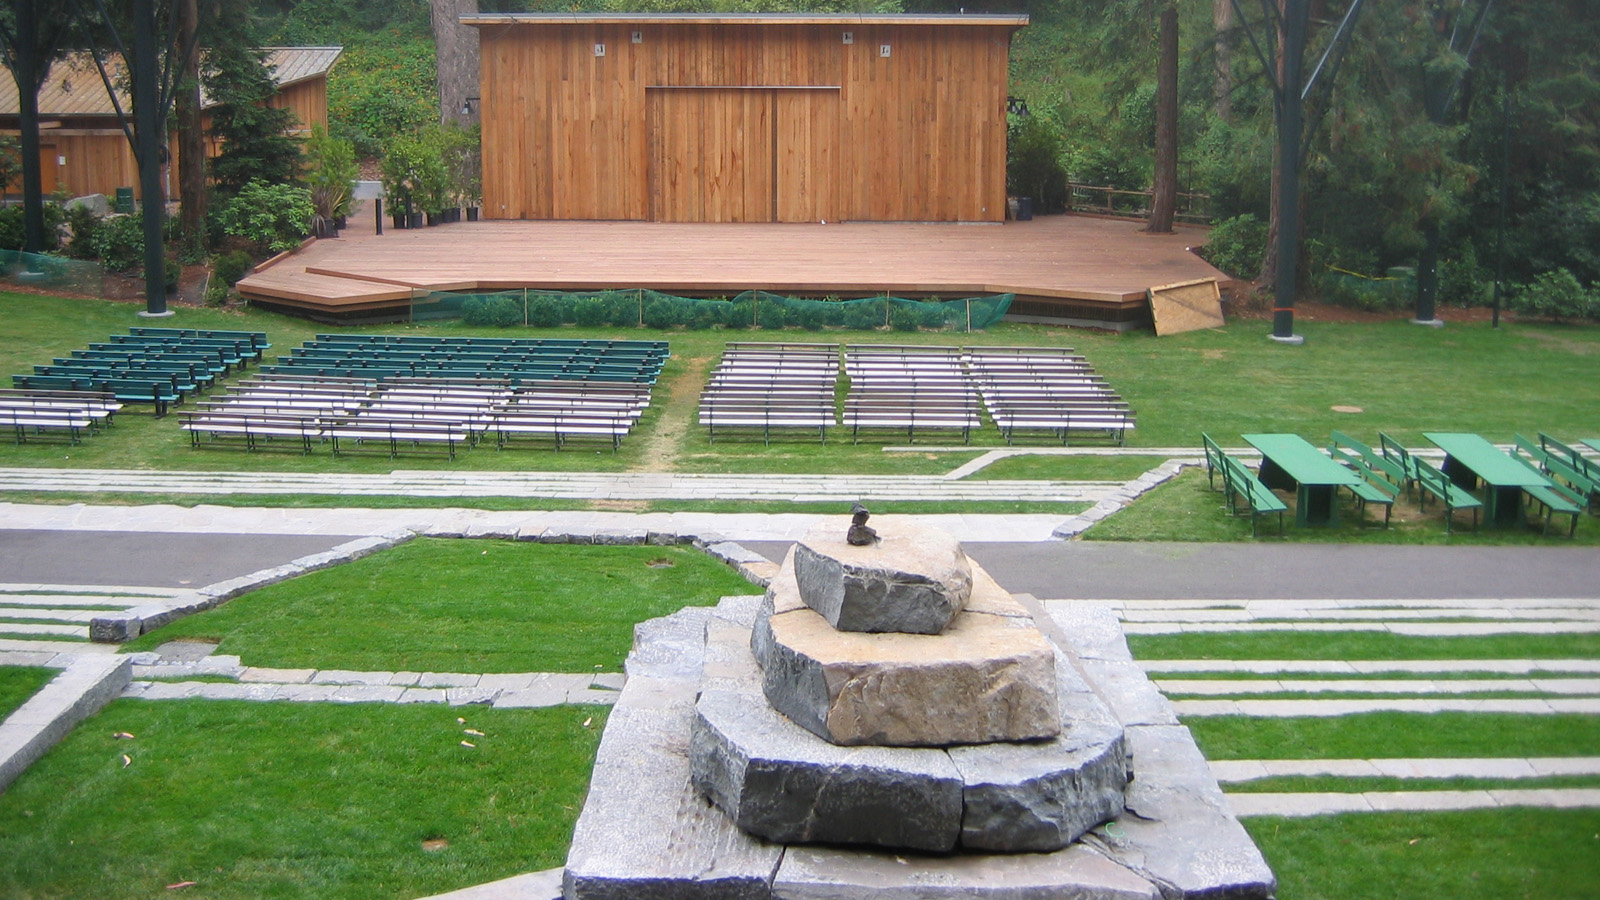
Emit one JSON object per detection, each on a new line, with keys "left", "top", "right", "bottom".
{"left": 475, "top": 21, "right": 1016, "bottom": 223}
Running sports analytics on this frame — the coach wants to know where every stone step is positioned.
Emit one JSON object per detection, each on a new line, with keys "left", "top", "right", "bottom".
{"left": 1125, "top": 621, "right": 1600, "bottom": 636}
{"left": 0, "top": 607, "right": 121, "bottom": 624}
{"left": 0, "top": 595, "right": 148, "bottom": 609}
{"left": 0, "top": 622, "right": 88, "bottom": 638}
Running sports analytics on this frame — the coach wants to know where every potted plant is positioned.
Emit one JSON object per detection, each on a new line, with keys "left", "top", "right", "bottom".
{"left": 306, "top": 125, "right": 358, "bottom": 238}
{"left": 381, "top": 135, "right": 440, "bottom": 230}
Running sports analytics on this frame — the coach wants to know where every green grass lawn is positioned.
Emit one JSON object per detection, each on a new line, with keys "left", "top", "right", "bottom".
{"left": 1085, "top": 468, "right": 1600, "bottom": 544}
{"left": 1129, "top": 631, "right": 1600, "bottom": 661}
{"left": 1248, "top": 809, "right": 1600, "bottom": 900}
{"left": 4, "top": 291, "right": 1598, "bottom": 479}
{"left": 1188, "top": 713, "right": 1600, "bottom": 760}
{"left": 0, "top": 667, "right": 55, "bottom": 719}
{"left": 0, "top": 699, "right": 603, "bottom": 900}
{"left": 122, "top": 540, "right": 757, "bottom": 673}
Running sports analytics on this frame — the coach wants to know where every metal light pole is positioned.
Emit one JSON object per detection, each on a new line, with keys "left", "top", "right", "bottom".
{"left": 1269, "top": 0, "right": 1308, "bottom": 345}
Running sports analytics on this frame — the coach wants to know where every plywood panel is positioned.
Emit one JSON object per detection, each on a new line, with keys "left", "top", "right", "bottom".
{"left": 1148, "top": 278, "right": 1225, "bottom": 335}
{"left": 649, "top": 88, "right": 772, "bottom": 222}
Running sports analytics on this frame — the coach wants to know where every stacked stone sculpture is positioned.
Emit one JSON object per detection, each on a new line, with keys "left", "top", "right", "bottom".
{"left": 562, "top": 514, "right": 1278, "bottom": 900}
{"left": 691, "top": 516, "right": 1129, "bottom": 854}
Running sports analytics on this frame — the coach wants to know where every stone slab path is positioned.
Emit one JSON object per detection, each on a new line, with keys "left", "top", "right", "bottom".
{"left": 1226, "top": 788, "right": 1600, "bottom": 817}
{"left": 1210, "top": 757, "right": 1600, "bottom": 782}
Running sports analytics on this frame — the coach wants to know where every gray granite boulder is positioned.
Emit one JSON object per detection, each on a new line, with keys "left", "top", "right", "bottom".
{"left": 693, "top": 688, "right": 965, "bottom": 852}
{"left": 792, "top": 517, "right": 972, "bottom": 634}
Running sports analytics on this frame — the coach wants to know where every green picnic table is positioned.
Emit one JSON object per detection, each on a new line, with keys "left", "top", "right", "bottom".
{"left": 1424, "top": 432, "right": 1552, "bottom": 528}
{"left": 1583, "top": 439, "right": 1600, "bottom": 455}
{"left": 1242, "top": 433, "right": 1360, "bottom": 527}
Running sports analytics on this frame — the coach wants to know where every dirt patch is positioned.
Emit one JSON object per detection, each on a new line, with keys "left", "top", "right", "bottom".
{"left": 1521, "top": 330, "right": 1598, "bottom": 356}
{"left": 590, "top": 499, "right": 649, "bottom": 511}
{"left": 1202, "top": 349, "right": 1227, "bottom": 360}
{"left": 628, "top": 355, "right": 712, "bottom": 473}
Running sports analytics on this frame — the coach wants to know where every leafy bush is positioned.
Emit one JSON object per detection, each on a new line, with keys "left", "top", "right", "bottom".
{"left": 1007, "top": 115, "right": 1069, "bottom": 213}
{"left": 461, "top": 294, "right": 522, "bottom": 327}
{"left": 888, "top": 301, "right": 923, "bottom": 332}
{"left": 65, "top": 205, "right": 100, "bottom": 259}
{"left": 204, "top": 275, "right": 231, "bottom": 307}
{"left": 1199, "top": 214, "right": 1268, "bottom": 279}
{"left": 725, "top": 298, "right": 755, "bottom": 329}
{"left": 91, "top": 215, "right": 147, "bottom": 273}
{"left": 218, "top": 181, "right": 314, "bottom": 253}
{"left": 212, "top": 249, "right": 255, "bottom": 286}
{"left": 380, "top": 134, "right": 444, "bottom": 216}
{"left": 604, "top": 295, "right": 638, "bottom": 327}
{"left": 643, "top": 296, "right": 687, "bottom": 329}
{"left": 306, "top": 124, "right": 359, "bottom": 221}
{"left": 0, "top": 203, "right": 65, "bottom": 252}
{"left": 526, "top": 295, "right": 564, "bottom": 328}
{"left": 1440, "top": 243, "right": 1490, "bottom": 308}
{"left": 572, "top": 296, "right": 609, "bottom": 327}
{"left": 755, "top": 299, "right": 788, "bottom": 329}
{"left": 842, "top": 298, "right": 886, "bottom": 330}
{"left": 1316, "top": 268, "right": 1412, "bottom": 312}
{"left": 327, "top": 38, "right": 439, "bottom": 160}
{"left": 1512, "top": 269, "right": 1600, "bottom": 321}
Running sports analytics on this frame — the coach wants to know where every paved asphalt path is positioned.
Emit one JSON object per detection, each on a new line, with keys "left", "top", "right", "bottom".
{"left": 0, "top": 530, "right": 360, "bottom": 589}
{"left": 744, "top": 541, "right": 1600, "bottom": 600}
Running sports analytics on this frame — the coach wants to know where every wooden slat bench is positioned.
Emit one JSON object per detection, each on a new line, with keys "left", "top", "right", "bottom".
{"left": 180, "top": 411, "right": 325, "bottom": 453}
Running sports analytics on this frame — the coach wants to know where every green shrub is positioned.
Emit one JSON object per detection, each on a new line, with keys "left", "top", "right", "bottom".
{"left": 0, "top": 203, "right": 65, "bottom": 252}
{"left": 212, "top": 249, "right": 254, "bottom": 286}
{"left": 642, "top": 296, "right": 687, "bottom": 329}
{"left": 888, "top": 301, "right": 922, "bottom": 332}
{"left": 461, "top": 294, "right": 521, "bottom": 327}
{"left": 91, "top": 215, "right": 146, "bottom": 273}
{"left": 1440, "top": 243, "right": 1490, "bottom": 308}
{"left": 327, "top": 39, "right": 439, "bottom": 161}
{"left": 1316, "top": 268, "right": 1412, "bottom": 312}
{"left": 687, "top": 300, "right": 723, "bottom": 330}
{"left": 572, "top": 296, "right": 609, "bottom": 327}
{"left": 725, "top": 298, "right": 755, "bottom": 329}
{"left": 1512, "top": 268, "right": 1600, "bottom": 321}
{"left": 604, "top": 295, "right": 638, "bottom": 327}
{"left": 526, "top": 295, "right": 564, "bottom": 327}
{"left": 164, "top": 253, "right": 181, "bottom": 294}
{"left": 842, "top": 298, "right": 886, "bottom": 330}
{"left": 755, "top": 300, "right": 788, "bottom": 329}
{"left": 1007, "top": 114, "right": 1069, "bottom": 213}
{"left": 64, "top": 205, "right": 100, "bottom": 259}
{"left": 1199, "top": 214, "right": 1268, "bottom": 279}
{"left": 792, "top": 302, "right": 827, "bottom": 331}
{"left": 218, "top": 180, "right": 314, "bottom": 253}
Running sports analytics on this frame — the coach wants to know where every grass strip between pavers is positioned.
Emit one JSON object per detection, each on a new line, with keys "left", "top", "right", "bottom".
{"left": 120, "top": 539, "right": 757, "bottom": 674}
{"left": 0, "top": 666, "right": 56, "bottom": 720}
{"left": 1223, "top": 774, "right": 1600, "bottom": 794}
{"left": 1129, "top": 631, "right": 1600, "bottom": 661}
{"left": 1187, "top": 713, "right": 1600, "bottom": 761}
{"left": 0, "top": 699, "right": 604, "bottom": 900}
{"left": 1245, "top": 808, "right": 1600, "bottom": 900}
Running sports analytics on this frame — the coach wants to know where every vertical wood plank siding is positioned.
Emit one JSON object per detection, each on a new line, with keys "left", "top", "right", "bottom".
{"left": 477, "top": 21, "right": 1012, "bottom": 222}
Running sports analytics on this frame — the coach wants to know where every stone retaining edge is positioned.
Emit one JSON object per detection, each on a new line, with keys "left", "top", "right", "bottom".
{"left": 0, "top": 655, "right": 132, "bottom": 792}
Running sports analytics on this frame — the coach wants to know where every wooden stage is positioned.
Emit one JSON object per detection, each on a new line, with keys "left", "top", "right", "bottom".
{"left": 237, "top": 211, "right": 1222, "bottom": 326}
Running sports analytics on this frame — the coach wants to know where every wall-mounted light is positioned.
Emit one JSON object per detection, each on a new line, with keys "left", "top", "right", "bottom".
{"left": 460, "top": 96, "right": 480, "bottom": 116}
{"left": 842, "top": 31, "right": 853, "bottom": 44}
{"left": 594, "top": 43, "right": 606, "bottom": 57}
{"left": 1006, "top": 96, "right": 1030, "bottom": 116}
{"left": 631, "top": 30, "right": 643, "bottom": 43}
{"left": 879, "top": 44, "right": 892, "bottom": 58}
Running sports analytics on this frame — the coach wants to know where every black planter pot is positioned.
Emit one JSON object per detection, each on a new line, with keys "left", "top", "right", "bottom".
{"left": 449, "top": 207, "right": 462, "bottom": 223}
{"left": 334, "top": 215, "right": 348, "bottom": 229}
{"left": 393, "top": 213, "right": 407, "bottom": 230}
{"left": 426, "top": 212, "right": 441, "bottom": 226}
{"left": 466, "top": 207, "right": 480, "bottom": 222}
{"left": 408, "top": 212, "right": 425, "bottom": 229}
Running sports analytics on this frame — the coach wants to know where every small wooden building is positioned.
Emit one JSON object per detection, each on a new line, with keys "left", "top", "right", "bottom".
{"left": 0, "top": 47, "right": 341, "bottom": 200}
{"left": 464, "top": 13, "right": 1026, "bottom": 223}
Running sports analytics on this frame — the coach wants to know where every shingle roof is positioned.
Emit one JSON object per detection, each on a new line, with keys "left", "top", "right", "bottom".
{"left": 0, "top": 46, "right": 342, "bottom": 118}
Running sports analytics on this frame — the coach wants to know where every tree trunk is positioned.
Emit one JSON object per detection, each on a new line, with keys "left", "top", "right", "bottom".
{"left": 1213, "top": 0, "right": 1233, "bottom": 120}
{"left": 175, "top": 0, "right": 206, "bottom": 253}
{"left": 432, "top": 0, "right": 481, "bottom": 128}
{"left": 1146, "top": 2, "right": 1179, "bottom": 234}
{"left": 15, "top": 0, "right": 46, "bottom": 254}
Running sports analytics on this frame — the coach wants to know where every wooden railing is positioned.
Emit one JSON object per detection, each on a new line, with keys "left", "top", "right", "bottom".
{"left": 1066, "top": 183, "right": 1213, "bottom": 225}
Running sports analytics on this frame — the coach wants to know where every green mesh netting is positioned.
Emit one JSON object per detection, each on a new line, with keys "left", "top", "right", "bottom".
{"left": 0, "top": 250, "right": 104, "bottom": 296}
{"left": 406, "top": 289, "right": 1012, "bottom": 332}
{"left": 1316, "top": 266, "right": 1416, "bottom": 312}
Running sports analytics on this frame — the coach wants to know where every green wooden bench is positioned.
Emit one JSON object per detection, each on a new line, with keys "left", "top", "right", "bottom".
{"left": 1517, "top": 434, "right": 1598, "bottom": 513}
{"left": 1377, "top": 431, "right": 1423, "bottom": 497}
{"left": 1506, "top": 446, "right": 1584, "bottom": 536}
{"left": 1219, "top": 453, "right": 1286, "bottom": 537}
{"left": 1330, "top": 431, "right": 1411, "bottom": 497}
{"left": 1327, "top": 444, "right": 1398, "bottom": 528}
{"left": 1201, "top": 433, "right": 1227, "bottom": 490}
{"left": 1411, "top": 457, "right": 1482, "bottom": 533}
{"left": 1538, "top": 432, "right": 1600, "bottom": 487}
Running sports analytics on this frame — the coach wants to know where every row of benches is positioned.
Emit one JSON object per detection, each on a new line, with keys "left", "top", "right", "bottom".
{"left": 182, "top": 374, "right": 654, "bottom": 456}
{"left": 699, "top": 342, "right": 839, "bottom": 444}
{"left": 10, "top": 328, "right": 271, "bottom": 417}
{"left": 0, "top": 388, "right": 123, "bottom": 444}
{"left": 264, "top": 334, "right": 669, "bottom": 386}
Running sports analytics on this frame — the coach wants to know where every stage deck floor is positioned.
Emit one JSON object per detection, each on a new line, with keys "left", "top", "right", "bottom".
{"left": 238, "top": 210, "right": 1222, "bottom": 317}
